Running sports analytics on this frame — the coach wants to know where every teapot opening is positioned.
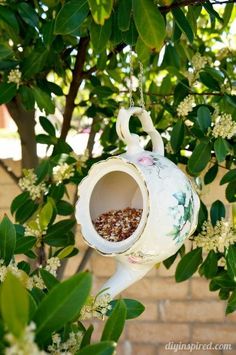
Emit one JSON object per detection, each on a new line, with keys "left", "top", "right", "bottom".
{"left": 89, "top": 170, "right": 146, "bottom": 246}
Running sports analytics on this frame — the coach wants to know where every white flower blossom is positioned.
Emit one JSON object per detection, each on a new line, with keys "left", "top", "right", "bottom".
{"left": 7, "top": 68, "right": 22, "bottom": 89}
{"left": 53, "top": 163, "right": 75, "bottom": 184}
{"left": 5, "top": 322, "right": 46, "bottom": 355}
{"left": 218, "top": 256, "right": 227, "bottom": 270}
{"left": 177, "top": 95, "right": 195, "bottom": 117}
{"left": 212, "top": 113, "right": 236, "bottom": 139}
{"left": 194, "top": 219, "right": 236, "bottom": 253}
{"left": 191, "top": 52, "right": 208, "bottom": 71}
{"left": 19, "top": 169, "right": 47, "bottom": 200}
{"left": 45, "top": 257, "right": 61, "bottom": 277}
{"left": 80, "top": 293, "right": 112, "bottom": 320}
{"left": 165, "top": 141, "right": 174, "bottom": 154}
{"left": 48, "top": 331, "right": 83, "bottom": 354}
{"left": 32, "top": 274, "right": 45, "bottom": 290}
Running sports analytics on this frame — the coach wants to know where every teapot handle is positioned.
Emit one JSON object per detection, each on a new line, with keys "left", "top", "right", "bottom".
{"left": 116, "top": 107, "right": 164, "bottom": 156}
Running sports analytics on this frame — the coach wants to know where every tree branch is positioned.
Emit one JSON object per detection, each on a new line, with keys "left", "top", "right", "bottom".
{"left": 60, "top": 37, "right": 90, "bottom": 140}
{"left": 159, "top": 0, "right": 236, "bottom": 13}
{"left": 120, "top": 90, "right": 224, "bottom": 98}
{"left": 0, "top": 159, "right": 20, "bottom": 184}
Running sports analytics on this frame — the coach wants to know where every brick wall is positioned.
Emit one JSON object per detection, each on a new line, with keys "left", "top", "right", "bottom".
{"left": 0, "top": 160, "right": 235, "bottom": 355}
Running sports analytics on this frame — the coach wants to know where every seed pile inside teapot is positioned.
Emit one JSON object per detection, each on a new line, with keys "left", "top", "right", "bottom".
{"left": 93, "top": 207, "right": 142, "bottom": 242}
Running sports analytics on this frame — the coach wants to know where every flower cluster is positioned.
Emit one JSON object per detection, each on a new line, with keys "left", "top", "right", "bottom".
{"left": 5, "top": 322, "right": 46, "bottom": 355}
{"left": 45, "top": 257, "right": 61, "bottom": 277}
{"left": 52, "top": 163, "right": 75, "bottom": 184}
{"left": 71, "top": 150, "right": 89, "bottom": 173}
{"left": 48, "top": 331, "right": 83, "bottom": 354}
{"left": 25, "top": 217, "right": 48, "bottom": 247}
{"left": 7, "top": 68, "right": 22, "bottom": 89}
{"left": 194, "top": 219, "right": 236, "bottom": 253}
{"left": 191, "top": 52, "right": 209, "bottom": 72}
{"left": 80, "top": 293, "right": 112, "bottom": 320}
{"left": 19, "top": 169, "right": 47, "bottom": 200}
{"left": 212, "top": 113, "right": 236, "bottom": 139}
{"left": 0, "top": 258, "right": 61, "bottom": 291}
{"left": 177, "top": 95, "right": 195, "bottom": 117}
{"left": 185, "top": 53, "right": 209, "bottom": 85}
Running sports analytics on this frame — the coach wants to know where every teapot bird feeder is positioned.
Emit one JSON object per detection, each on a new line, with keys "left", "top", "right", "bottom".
{"left": 75, "top": 106, "right": 200, "bottom": 298}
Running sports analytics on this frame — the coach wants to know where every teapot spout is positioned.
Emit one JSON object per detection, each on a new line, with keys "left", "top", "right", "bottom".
{"left": 100, "top": 259, "right": 153, "bottom": 298}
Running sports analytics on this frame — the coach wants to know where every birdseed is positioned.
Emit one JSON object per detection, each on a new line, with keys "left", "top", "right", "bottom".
{"left": 93, "top": 207, "right": 143, "bottom": 242}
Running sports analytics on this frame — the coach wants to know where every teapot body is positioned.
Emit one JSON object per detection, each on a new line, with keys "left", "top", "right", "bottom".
{"left": 76, "top": 107, "right": 200, "bottom": 297}
{"left": 76, "top": 150, "right": 199, "bottom": 266}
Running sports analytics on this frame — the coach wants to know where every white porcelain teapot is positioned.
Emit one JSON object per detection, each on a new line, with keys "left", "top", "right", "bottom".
{"left": 76, "top": 107, "right": 200, "bottom": 298}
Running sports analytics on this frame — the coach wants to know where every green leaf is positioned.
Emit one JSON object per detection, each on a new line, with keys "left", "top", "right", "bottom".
{"left": 188, "top": 141, "right": 212, "bottom": 175}
{"left": 39, "top": 200, "right": 53, "bottom": 230}
{"left": 56, "top": 200, "right": 74, "bottom": 216}
{"left": 1, "top": 272, "right": 29, "bottom": 337}
{"left": 0, "top": 83, "right": 17, "bottom": 104}
{"left": 199, "top": 71, "right": 220, "bottom": 91}
{"left": 108, "top": 299, "right": 145, "bottom": 320}
{"left": 0, "top": 43, "right": 13, "bottom": 60}
{"left": 44, "top": 231, "right": 75, "bottom": 247}
{"left": 223, "top": 3, "right": 233, "bottom": 28}
{"left": 204, "top": 164, "right": 218, "bottom": 185}
{"left": 36, "top": 134, "right": 57, "bottom": 145}
{"left": 226, "top": 181, "right": 236, "bottom": 203}
{"left": 101, "top": 299, "right": 126, "bottom": 342}
{"left": 220, "top": 169, "right": 236, "bottom": 185}
{"left": 199, "top": 250, "right": 218, "bottom": 279}
{"left": 0, "top": 215, "right": 16, "bottom": 265}
{"left": 163, "top": 251, "right": 178, "bottom": 269}
{"left": 196, "top": 106, "right": 211, "bottom": 133}
{"left": 57, "top": 245, "right": 75, "bottom": 259}
{"left": 15, "top": 200, "right": 38, "bottom": 224}
{"left": 39, "top": 116, "right": 56, "bottom": 137}
{"left": 133, "top": 0, "right": 165, "bottom": 51}
{"left": 32, "top": 87, "right": 55, "bottom": 114}
{"left": 122, "top": 19, "right": 138, "bottom": 46}
{"left": 34, "top": 272, "right": 92, "bottom": 344}
{"left": 77, "top": 341, "right": 116, "bottom": 355}
{"left": 42, "top": 20, "right": 55, "bottom": 47}
{"left": 204, "top": 67, "right": 225, "bottom": 84}
{"left": 80, "top": 325, "right": 94, "bottom": 349}
{"left": 88, "top": 0, "right": 113, "bottom": 25}
{"left": 170, "top": 120, "right": 185, "bottom": 153}
{"left": 212, "top": 274, "right": 236, "bottom": 289}
{"left": 21, "top": 50, "right": 49, "bottom": 79}
{"left": 197, "top": 200, "right": 208, "bottom": 231}
{"left": 11, "top": 191, "right": 30, "bottom": 215}
{"left": 118, "top": 0, "right": 132, "bottom": 31}
{"left": 172, "top": 7, "right": 194, "bottom": 43}
{"left": 35, "top": 159, "right": 51, "bottom": 183}
{"left": 210, "top": 200, "right": 225, "bottom": 226}
{"left": 54, "top": 0, "right": 89, "bottom": 35}
{"left": 39, "top": 269, "right": 59, "bottom": 290}
{"left": 45, "top": 219, "right": 75, "bottom": 240}
{"left": 19, "top": 86, "right": 35, "bottom": 111}
{"left": 214, "top": 137, "right": 230, "bottom": 163}
{"left": 0, "top": 7, "right": 19, "bottom": 34}
{"left": 226, "top": 245, "right": 236, "bottom": 280}
{"left": 90, "top": 18, "right": 112, "bottom": 54}
{"left": 17, "top": 3, "right": 39, "bottom": 28}
{"left": 15, "top": 236, "right": 36, "bottom": 254}
{"left": 203, "top": 2, "right": 223, "bottom": 24}
{"left": 175, "top": 248, "right": 202, "bottom": 282}
{"left": 226, "top": 290, "right": 236, "bottom": 314}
